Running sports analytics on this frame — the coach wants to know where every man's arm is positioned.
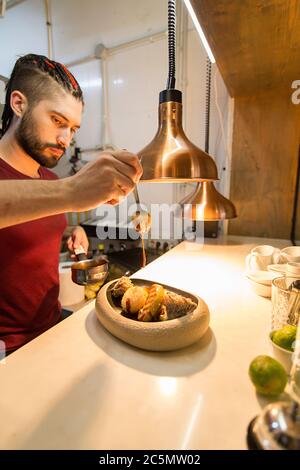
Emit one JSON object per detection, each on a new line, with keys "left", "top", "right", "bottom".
{"left": 0, "top": 178, "right": 72, "bottom": 229}
{"left": 0, "top": 150, "right": 142, "bottom": 229}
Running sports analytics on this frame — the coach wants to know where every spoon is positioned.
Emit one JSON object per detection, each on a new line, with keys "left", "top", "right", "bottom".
{"left": 131, "top": 186, "right": 151, "bottom": 268}
{"left": 131, "top": 186, "right": 151, "bottom": 234}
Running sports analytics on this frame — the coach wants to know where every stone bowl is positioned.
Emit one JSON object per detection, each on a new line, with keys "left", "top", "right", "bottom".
{"left": 95, "top": 278, "right": 210, "bottom": 352}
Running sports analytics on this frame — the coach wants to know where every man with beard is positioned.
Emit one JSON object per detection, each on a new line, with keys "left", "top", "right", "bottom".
{"left": 0, "top": 54, "right": 142, "bottom": 353}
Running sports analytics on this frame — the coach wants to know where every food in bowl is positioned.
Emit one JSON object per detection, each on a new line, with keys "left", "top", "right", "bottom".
{"left": 268, "top": 325, "right": 297, "bottom": 373}
{"left": 111, "top": 276, "right": 197, "bottom": 322}
{"left": 138, "top": 284, "right": 165, "bottom": 321}
{"left": 111, "top": 276, "right": 133, "bottom": 297}
{"left": 270, "top": 325, "right": 297, "bottom": 352}
{"left": 121, "top": 286, "right": 149, "bottom": 314}
{"left": 268, "top": 333, "right": 293, "bottom": 374}
{"left": 96, "top": 278, "right": 209, "bottom": 351}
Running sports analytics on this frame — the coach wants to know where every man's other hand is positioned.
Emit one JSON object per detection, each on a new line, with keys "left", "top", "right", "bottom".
{"left": 67, "top": 226, "right": 89, "bottom": 257}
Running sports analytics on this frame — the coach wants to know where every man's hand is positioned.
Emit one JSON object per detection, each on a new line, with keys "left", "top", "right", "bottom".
{"left": 0, "top": 150, "right": 142, "bottom": 230}
{"left": 65, "top": 150, "right": 143, "bottom": 212}
{"left": 67, "top": 226, "right": 89, "bottom": 257}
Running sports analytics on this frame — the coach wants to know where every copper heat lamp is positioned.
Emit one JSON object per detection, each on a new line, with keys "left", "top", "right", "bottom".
{"left": 137, "top": 0, "right": 217, "bottom": 182}
{"left": 180, "top": 56, "right": 237, "bottom": 221}
{"left": 180, "top": 179, "right": 237, "bottom": 221}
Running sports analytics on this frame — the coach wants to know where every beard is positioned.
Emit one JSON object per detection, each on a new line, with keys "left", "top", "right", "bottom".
{"left": 15, "top": 110, "right": 65, "bottom": 169}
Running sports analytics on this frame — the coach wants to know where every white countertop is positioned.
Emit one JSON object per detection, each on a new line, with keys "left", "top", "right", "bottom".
{"left": 0, "top": 236, "right": 290, "bottom": 450}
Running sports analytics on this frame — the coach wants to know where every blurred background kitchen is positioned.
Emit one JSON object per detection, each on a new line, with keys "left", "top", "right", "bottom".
{"left": 1, "top": 0, "right": 299, "bottom": 307}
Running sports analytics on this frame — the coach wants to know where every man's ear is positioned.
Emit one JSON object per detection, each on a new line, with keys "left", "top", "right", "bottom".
{"left": 10, "top": 90, "right": 28, "bottom": 118}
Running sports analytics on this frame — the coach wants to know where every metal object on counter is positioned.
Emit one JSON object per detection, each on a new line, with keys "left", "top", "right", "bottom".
{"left": 71, "top": 246, "right": 109, "bottom": 286}
{"left": 248, "top": 401, "right": 300, "bottom": 450}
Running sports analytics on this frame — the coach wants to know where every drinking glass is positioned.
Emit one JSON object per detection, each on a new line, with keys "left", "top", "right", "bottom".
{"left": 271, "top": 277, "right": 300, "bottom": 331}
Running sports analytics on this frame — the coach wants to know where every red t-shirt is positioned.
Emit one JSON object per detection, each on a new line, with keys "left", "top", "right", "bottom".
{"left": 0, "top": 158, "right": 67, "bottom": 352}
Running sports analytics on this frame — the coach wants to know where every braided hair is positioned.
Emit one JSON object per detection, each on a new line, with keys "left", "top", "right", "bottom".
{"left": 1, "top": 54, "right": 83, "bottom": 137}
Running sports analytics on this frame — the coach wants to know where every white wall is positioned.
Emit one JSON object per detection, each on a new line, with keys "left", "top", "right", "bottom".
{"left": 52, "top": 0, "right": 174, "bottom": 211}
{"left": 0, "top": 0, "right": 48, "bottom": 77}
{"left": 210, "top": 63, "right": 233, "bottom": 198}
{"left": 51, "top": 1, "right": 231, "bottom": 213}
{"left": 51, "top": 0, "right": 167, "bottom": 64}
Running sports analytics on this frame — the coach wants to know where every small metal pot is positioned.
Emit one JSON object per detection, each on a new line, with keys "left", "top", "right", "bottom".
{"left": 71, "top": 248, "right": 109, "bottom": 286}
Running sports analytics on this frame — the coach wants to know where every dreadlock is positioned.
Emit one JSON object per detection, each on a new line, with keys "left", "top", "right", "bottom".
{"left": 1, "top": 54, "right": 83, "bottom": 137}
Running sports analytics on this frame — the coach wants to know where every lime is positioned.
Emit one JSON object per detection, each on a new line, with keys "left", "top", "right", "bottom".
{"left": 249, "top": 355, "right": 287, "bottom": 397}
{"left": 271, "top": 325, "right": 297, "bottom": 352}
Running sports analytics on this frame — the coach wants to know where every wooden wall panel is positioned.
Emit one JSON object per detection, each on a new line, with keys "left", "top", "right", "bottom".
{"left": 191, "top": 0, "right": 300, "bottom": 239}
{"left": 228, "top": 88, "right": 300, "bottom": 239}
{"left": 192, "top": 0, "right": 300, "bottom": 97}
{"left": 295, "top": 146, "right": 300, "bottom": 243}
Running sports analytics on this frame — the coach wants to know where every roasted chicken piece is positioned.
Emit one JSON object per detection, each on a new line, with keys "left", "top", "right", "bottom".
{"left": 138, "top": 284, "right": 165, "bottom": 322}
{"left": 163, "top": 291, "right": 197, "bottom": 319}
{"left": 158, "top": 304, "right": 168, "bottom": 321}
{"left": 121, "top": 286, "right": 148, "bottom": 315}
{"left": 111, "top": 276, "right": 133, "bottom": 298}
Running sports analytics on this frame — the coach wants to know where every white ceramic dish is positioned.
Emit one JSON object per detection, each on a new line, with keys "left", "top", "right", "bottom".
{"left": 95, "top": 278, "right": 210, "bottom": 351}
{"left": 267, "top": 264, "right": 287, "bottom": 274}
{"left": 246, "top": 270, "right": 281, "bottom": 286}
{"left": 268, "top": 333, "right": 293, "bottom": 373}
{"left": 285, "top": 262, "right": 300, "bottom": 276}
{"left": 246, "top": 271, "right": 284, "bottom": 297}
{"left": 247, "top": 278, "right": 271, "bottom": 297}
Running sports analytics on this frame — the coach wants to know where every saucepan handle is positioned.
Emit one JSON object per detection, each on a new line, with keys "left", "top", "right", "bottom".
{"left": 74, "top": 245, "right": 87, "bottom": 262}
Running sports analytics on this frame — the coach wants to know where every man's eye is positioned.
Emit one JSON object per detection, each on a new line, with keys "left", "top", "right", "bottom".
{"left": 52, "top": 117, "right": 61, "bottom": 125}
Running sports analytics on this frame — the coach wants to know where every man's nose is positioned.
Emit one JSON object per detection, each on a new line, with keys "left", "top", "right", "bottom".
{"left": 57, "top": 129, "right": 71, "bottom": 148}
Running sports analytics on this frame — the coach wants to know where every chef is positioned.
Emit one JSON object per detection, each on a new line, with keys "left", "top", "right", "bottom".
{"left": 0, "top": 54, "right": 142, "bottom": 354}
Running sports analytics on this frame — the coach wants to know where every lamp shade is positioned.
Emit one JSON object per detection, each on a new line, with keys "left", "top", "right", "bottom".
{"left": 180, "top": 181, "right": 237, "bottom": 221}
{"left": 138, "top": 90, "right": 218, "bottom": 182}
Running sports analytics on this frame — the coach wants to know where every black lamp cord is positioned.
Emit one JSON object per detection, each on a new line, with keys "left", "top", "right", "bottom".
{"left": 205, "top": 57, "right": 212, "bottom": 154}
{"left": 193, "top": 57, "right": 212, "bottom": 234}
{"left": 291, "top": 145, "right": 300, "bottom": 246}
{"left": 195, "top": 59, "right": 211, "bottom": 195}
{"left": 166, "top": 0, "right": 176, "bottom": 89}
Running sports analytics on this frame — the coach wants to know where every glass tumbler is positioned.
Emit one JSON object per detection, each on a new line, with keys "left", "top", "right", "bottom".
{"left": 271, "top": 277, "right": 300, "bottom": 331}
